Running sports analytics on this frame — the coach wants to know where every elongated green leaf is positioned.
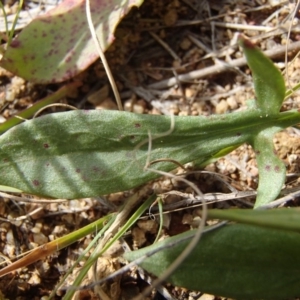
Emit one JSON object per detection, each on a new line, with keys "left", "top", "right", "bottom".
{"left": 251, "top": 128, "right": 286, "bottom": 208}
{"left": 0, "top": 109, "right": 300, "bottom": 199}
{"left": 124, "top": 223, "right": 300, "bottom": 300}
{"left": 208, "top": 208, "right": 300, "bottom": 232}
{"left": 239, "top": 37, "right": 289, "bottom": 207}
{"left": 239, "top": 36, "right": 285, "bottom": 114}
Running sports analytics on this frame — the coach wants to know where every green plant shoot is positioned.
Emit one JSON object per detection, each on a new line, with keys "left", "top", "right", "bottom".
{"left": 0, "top": 36, "right": 298, "bottom": 208}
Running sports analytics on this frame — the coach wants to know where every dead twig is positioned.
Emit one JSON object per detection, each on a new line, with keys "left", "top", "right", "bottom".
{"left": 148, "top": 41, "right": 300, "bottom": 89}
{"left": 0, "top": 191, "right": 67, "bottom": 203}
{"left": 149, "top": 31, "right": 181, "bottom": 63}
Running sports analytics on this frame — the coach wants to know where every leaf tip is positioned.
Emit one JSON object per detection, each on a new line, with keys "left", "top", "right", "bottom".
{"left": 238, "top": 34, "right": 256, "bottom": 49}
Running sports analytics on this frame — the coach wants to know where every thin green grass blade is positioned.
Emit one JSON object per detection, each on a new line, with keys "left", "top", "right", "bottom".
{"left": 208, "top": 208, "right": 300, "bottom": 232}
{"left": 0, "top": 82, "right": 80, "bottom": 134}
{"left": 153, "top": 197, "right": 163, "bottom": 244}
{"left": 49, "top": 215, "right": 115, "bottom": 299}
{"left": 62, "top": 194, "right": 156, "bottom": 300}
{"left": 58, "top": 216, "right": 116, "bottom": 300}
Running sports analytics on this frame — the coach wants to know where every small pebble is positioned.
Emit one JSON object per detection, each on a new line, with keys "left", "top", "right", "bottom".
{"left": 33, "top": 232, "right": 48, "bottom": 245}
{"left": 6, "top": 229, "right": 15, "bottom": 245}
{"left": 227, "top": 96, "right": 238, "bottom": 110}
{"left": 5, "top": 88, "right": 15, "bottom": 101}
{"left": 215, "top": 99, "right": 229, "bottom": 114}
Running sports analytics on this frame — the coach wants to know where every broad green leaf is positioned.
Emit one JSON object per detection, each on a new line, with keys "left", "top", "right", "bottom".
{"left": 0, "top": 0, "right": 144, "bottom": 83}
{"left": 239, "top": 36, "right": 285, "bottom": 114}
{"left": 124, "top": 223, "right": 300, "bottom": 300}
{"left": 208, "top": 208, "right": 300, "bottom": 232}
{"left": 251, "top": 128, "right": 286, "bottom": 208}
{"left": 0, "top": 109, "right": 300, "bottom": 199}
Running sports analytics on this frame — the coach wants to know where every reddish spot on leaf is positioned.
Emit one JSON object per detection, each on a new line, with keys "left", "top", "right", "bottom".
{"left": 32, "top": 180, "right": 40, "bottom": 186}
{"left": 3, "top": 158, "right": 8, "bottom": 162}
{"left": 43, "top": 143, "right": 49, "bottom": 149}
{"left": 81, "top": 175, "right": 89, "bottom": 182}
{"left": 65, "top": 56, "right": 72, "bottom": 63}
{"left": 92, "top": 166, "right": 100, "bottom": 172}
{"left": 265, "top": 165, "right": 271, "bottom": 171}
{"left": 236, "top": 132, "right": 241, "bottom": 137}
{"left": 76, "top": 168, "right": 81, "bottom": 173}
{"left": 40, "top": 19, "right": 52, "bottom": 24}
{"left": 274, "top": 165, "right": 281, "bottom": 173}
{"left": 135, "top": 123, "right": 141, "bottom": 128}
{"left": 10, "top": 40, "right": 21, "bottom": 48}
{"left": 255, "top": 150, "right": 261, "bottom": 155}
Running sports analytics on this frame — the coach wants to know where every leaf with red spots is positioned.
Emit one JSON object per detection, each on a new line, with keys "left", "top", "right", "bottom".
{"left": 0, "top": 36, "right": 298, "bottom": 207}
{"left": 0, "top": 0, "right": 144, "bottom": 83}
{"left": 0, "top": 109, "right": 299, "bottom": 199}
{"left": 251, "top": 128, "right": 286, "bottom": 208}
{"left": 238, "top": 35, "right": 289, "bottom": 208}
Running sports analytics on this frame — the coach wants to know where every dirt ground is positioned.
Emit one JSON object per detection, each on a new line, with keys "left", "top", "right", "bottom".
{"left": 0, "top": 0, "right": 300, "bottom": 299}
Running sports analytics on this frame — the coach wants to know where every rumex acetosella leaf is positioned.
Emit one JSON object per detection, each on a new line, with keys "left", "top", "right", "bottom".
{"left": 251, "top": 128, "right": 286, "bottom": 208}
{"left": 124, "top": 222, "right": 300, "bottom": 300}
{"left": 0, "top": 110, "right": 251, "bottom": 198}
{"left": 207, "top": 208, "right": 300, "bottom": 232}
{"left": 0, "top": 109, "right": 300, "bottom": 199}
{"left": 239, "top": 35, "right": 289, "bottom": 207}
{"left": 239, "top": 36, "right": 286, "bottom": 115}
{"left": 0, "top": 0, "right": 144, "bottom": 83}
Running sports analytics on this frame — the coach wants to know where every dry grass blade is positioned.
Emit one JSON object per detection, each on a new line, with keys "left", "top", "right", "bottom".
{"left": 85, "top": 0, "right": 123, "bottom": 111}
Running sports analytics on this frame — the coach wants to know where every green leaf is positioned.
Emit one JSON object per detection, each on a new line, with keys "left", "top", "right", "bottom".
{"left": 239, "top": 36, "right": 285, "bottom": 114}
{"left": 0, "top": 0, "right": 144, "bottom": 83}
{"left": 207, "top": 208, "right": 300, "bottom": 232}
{"left": 251, "top": 128, "right": 286, "bottom": 208}
{"left": 0, "top": 109, "right": 300, "bottom": 199}
{"left": 124, "top": 223, "right": 300, "bottom": 300}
